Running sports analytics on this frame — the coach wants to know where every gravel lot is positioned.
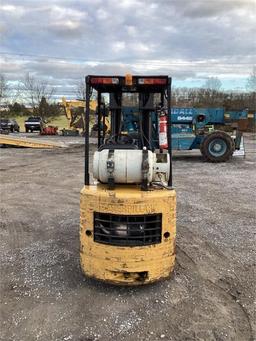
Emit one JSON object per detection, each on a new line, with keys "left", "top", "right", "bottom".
{"left": 0, "top": 133, "right": 255, "bottom": 341}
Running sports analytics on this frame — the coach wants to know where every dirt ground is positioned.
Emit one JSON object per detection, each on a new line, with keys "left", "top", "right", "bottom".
{"left": 0, "top": 134, "right": 255, "bottom": 341}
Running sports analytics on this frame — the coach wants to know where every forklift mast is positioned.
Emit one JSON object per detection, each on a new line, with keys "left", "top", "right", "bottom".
{"left": 84, "top": 75, "right": 173, "bottom": 187}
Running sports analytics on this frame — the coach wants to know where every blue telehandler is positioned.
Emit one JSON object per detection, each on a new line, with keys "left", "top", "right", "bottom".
{"left": 119, "top": 106, "right": 247, "bottom": 162}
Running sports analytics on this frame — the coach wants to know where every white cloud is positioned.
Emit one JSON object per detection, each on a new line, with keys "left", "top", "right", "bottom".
{"left": 50, "top": 20, "right": 81, "bottom": 31}
{"left": 112, "top": 41, "right": 126, "bottom": 53}
{"left": 117, "top": 0, "right": 142, "bottom": 9}
{"left": 96, "top": 8, "right": 109, "bottom": 20}
{"left": 0, "top": 0, "right": 255, "bottom": 93}
{"left": 49, "top": 5, "right": 86, "bottom": 21}
{"left": 131, "top": 42, "right": 150, "bottom": 53}
{"left": 126, "top": 25, "right": 137, "bottom": 37}
{"left": 0, "top": 4, "right": 25, "bottom": 17}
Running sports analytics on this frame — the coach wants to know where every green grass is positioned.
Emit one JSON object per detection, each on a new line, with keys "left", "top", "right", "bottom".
{"left": 48, "top": 115, "right": 69, "bottom": 130}
{"left": 13, "top": 115, "right": 69, "bottom": 132}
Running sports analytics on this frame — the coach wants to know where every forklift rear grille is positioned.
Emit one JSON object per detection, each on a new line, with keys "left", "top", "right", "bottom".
{"left": 94, "top": 212, "right": 162, "bottom": 246}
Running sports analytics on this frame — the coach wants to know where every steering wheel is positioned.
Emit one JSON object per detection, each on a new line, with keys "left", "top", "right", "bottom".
{"left": 105, "top": 133, "right": 134, "bottom": 145}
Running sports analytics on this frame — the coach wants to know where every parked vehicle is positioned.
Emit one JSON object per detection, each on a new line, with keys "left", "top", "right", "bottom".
{"left": 24, "top": 116, "right": 45, "bottom": 133}
{"left": 0, "top": 118, "right": 20, "bottom": 132}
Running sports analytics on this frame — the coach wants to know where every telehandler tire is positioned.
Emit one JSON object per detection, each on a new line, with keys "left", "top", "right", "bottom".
{"left": 200, "top": 131, "right": 235, "bottom": 162}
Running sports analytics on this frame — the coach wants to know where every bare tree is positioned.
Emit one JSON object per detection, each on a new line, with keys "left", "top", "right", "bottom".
{"left": 203, "top": 77, "right": 222, "bottom": 91}
{"left": 200, "top": 77, "right": 222, "bottom": 107}
{"left": 8, "top": 83, "right": 22, "bottom": 105}
{"left": 75, "top": 79, "right": 99, "bottom": 102}
{"left": 21, "top": 73, "right": 55, "bottom": 108}
{"left": 246, "top": 66, "right": 256, "bottom": 92}
{"left": 76, "top": 79, "right": 86, "bottom": 100}
{"left": 0, "top": 74, "right": 9, "bottom": 106}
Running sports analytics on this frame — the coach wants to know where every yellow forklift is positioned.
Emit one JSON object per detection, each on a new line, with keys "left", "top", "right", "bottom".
{"left": 80, "top": 75, "right": 176, "bottom": 285}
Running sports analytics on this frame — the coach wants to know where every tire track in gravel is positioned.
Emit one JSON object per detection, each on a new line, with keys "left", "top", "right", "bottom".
{"left": 1, "top": 138, "right": 255, "bottom": 341}
{"left": 175, "top": 221, "right": 254, "bottom": 341}
{"left": 73, "top": 233, "right": 254, "bottom": 341}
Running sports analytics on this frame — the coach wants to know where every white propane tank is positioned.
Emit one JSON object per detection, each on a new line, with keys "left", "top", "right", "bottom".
{"left": 93, "top": 149, "right": 170, "bottom": 184}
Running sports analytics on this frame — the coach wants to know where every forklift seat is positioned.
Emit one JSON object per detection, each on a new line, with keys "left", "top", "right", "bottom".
{"left": 98, "top": 144, "right": 138, "bottom": 151}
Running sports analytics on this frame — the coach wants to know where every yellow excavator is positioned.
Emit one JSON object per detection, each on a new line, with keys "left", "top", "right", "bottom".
{"left": 61, "top": 97, "right": 90, "bottom": 135}
{"left": 61, "top": 97, "right": 109, "bottom": 136}
{"left": 80, "top": 74, "right": 176, "bottom": 285}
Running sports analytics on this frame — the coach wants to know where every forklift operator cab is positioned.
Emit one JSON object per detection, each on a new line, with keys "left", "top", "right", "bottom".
{"left": 80, "top": 75, "right": 176, "bottom": 285}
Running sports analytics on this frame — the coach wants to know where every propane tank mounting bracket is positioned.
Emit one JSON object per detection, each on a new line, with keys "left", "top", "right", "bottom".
{"left": 107, "top": 149, "right": 115, "bottom": 190}
{"left": 141, "top": 148, "right": 149, "bottom": 191}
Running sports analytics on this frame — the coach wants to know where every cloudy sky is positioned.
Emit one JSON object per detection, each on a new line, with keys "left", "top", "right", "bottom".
{"left": 0, "top": 0, "right": 255, "bottom": 98}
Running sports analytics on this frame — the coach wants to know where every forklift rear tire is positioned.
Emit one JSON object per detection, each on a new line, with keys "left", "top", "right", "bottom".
{"left": 200, "top": 131, "right": 235, "bottom": 162}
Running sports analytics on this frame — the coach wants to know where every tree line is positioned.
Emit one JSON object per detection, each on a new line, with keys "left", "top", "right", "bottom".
{"left": 0, "top": 74, "right": 64, "bottom": 121}
{"left": 0, "top": 69, "right": 255, "bottom": 122}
